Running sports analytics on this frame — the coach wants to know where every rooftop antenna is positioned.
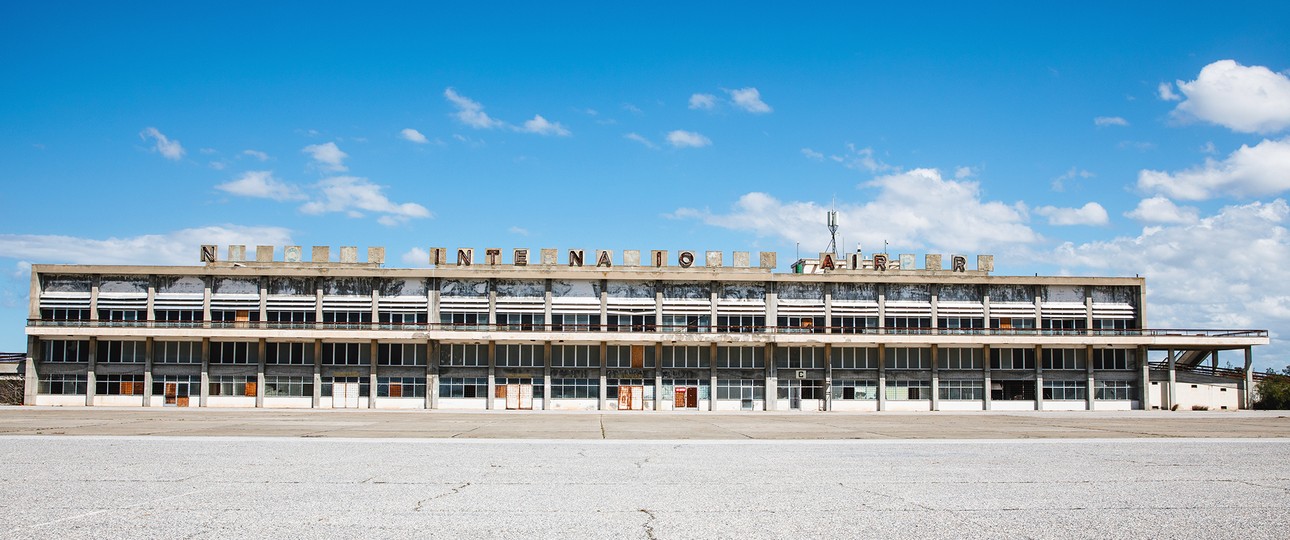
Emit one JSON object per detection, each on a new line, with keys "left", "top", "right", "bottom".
{"left": 825, "top": 201, "right": 839, "bottom": 257}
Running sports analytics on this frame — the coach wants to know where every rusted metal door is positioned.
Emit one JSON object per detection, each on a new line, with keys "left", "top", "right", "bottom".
{"left": 164, "top": 383, "right": 178, "bottom": 406}
{"left": 674, "top": 388, "right": 686, "bottom": 408}
{"left": 685, "top": 387, "right": 698, "bottom": 408}
{"left": 631, "top": 345, "right": 645, "bottom": 368}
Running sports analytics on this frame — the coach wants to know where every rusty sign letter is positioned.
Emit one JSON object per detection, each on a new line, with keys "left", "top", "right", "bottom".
{"left": 873, "top": 253, "right": 888, "bottom": 271}
{"left": 568, "top": 249, "right": 584, "bottom": 267}
{"left": 952, "top": 255, "right": 966, "bottom": 272}
{"left": 513, "top": 249, "right": 529, "bottom": 266}
{"left": 677, "top": 251, "right": 695, "bottom": 268}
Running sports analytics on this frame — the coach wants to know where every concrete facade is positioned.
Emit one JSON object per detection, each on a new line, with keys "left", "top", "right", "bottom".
{"left": 22, "top": 246, "right": 1269, "bottom": 411}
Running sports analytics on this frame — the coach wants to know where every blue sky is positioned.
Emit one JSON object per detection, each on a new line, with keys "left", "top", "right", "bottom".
{"left": 3, "top": 2, "right": 1290, "bottom": 369}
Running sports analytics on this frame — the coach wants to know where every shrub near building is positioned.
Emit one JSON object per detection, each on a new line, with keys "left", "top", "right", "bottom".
{"left": 1254, "top": 367, "right": 1290, "bottom": 410}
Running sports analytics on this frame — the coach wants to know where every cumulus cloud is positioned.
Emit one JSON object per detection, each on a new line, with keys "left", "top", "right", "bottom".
{"left": 1171, "top": 60, "right": 1290, "bottom": 133}
{"left": 401, "top": 247, "right": 430, "bottom": 267}
{"left": 1034, "top": 202, "right": 1109, "bottom": 226}
{"left": 215, "top": 170, "right": 304, "bottom": 201}
{"left": 1158, "top": 81, "right": 1181, "bottom": 101}
{"left": 1125, "top": 196, "right": 1199, "bottom": 224}
{"left": 302, "top": 142, "right": 348, "bottom": 172}
{"left": 689, "top": 93, "right": 717, "bottom": 110}
{"left": 1054, "top": 200, "right": 1290, "bottom": 367}
{"left": 1137, "top": 137, "right": 1290, "bottom": 200}
{"left": 139, "top": 127, "right": 185, "bottom": 160}
{"left": 667, "top": 130, "right": 711, "bottom": 148}
{"left": 1050, "top": 168, "right": 1094, "bottom": 192}
{"left": 518, "top": 115, "right": 571, "bottom": 136}
{"left": 673, "top": 168, "right": 1038, "bottom": 253}
{"left": 727, "top": 87, "right": 772, "bottom": 113}
{"left": 444, "top": 88, "right": 503, "bottom": 129}
{"left": 1094, "top": 116, "right": 1129, "bottom": 127}
{"left": 829, "top": 143, "right": 896, "bottom": 173}
{"left": 299, "top": 176, "right": 431, "bottom": 226}
{"left": 400, "top": 128, "right": 429, "bottom": 143}
{"left": 624, "top": 132, "right": 657, "bottom": 149}
{"left": 801, "top": 148, "right": 824, "bottom": 160}
{"left": 0, "top": 225, "right": 293, "bottom": 266}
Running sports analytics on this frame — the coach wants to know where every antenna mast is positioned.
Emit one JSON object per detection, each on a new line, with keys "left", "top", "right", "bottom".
{"left": 825, "top": 204, "right": 839, "bottom": 257}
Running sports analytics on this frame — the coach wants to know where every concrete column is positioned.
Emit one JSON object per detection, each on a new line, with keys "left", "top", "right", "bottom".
{"left": 85, "top": 337, "right": 97, "bottom": 406}
{"left": 708, "top": 343, "right": 717, "bottom": 412}
{"left": 876, "top": 285, "right": 886, "bottom": 333}
{"left": 486, "top": 341, "right": 496, "bottom": 410}
{"left": 371, "top": 287, "right": 380, "bottom": 329}
{"left": 543, "top": 340, "right": 553, "bottom": 409}
{"left": 1138, "top": 345, "right": 1150, "bottom": 410}
{"left": 654, "top": 343, "right": 663, "bottom": 410}
{"left": 983, "top": 344, "right": 992, "bottom": 411}
{"left": 929, "top": 285, "right": 939, "bottom": 335}
{"left": 314, "top": 287, "right": 323, "bottom": 325}
{"left": 487, "top": 281, "right": 497, "bottom": 327}
{"left": 765, "top": 282, "right": 777, "bottom": 332}
{"left": 427, "top": 340, "right": 438, "bottom": 410}
{"left": 1035, "top": 345, "right": 1044, "bottom": 411}
{"left": 1084, "top": 286, "right": 1094, "bottom": 335}
{"left": 1034, "top": 285, "right": 1043, "bottom": 329}
{"left": 823, "top": 343, "right": 833, "bottom": 412}
{"left": 543, "top": 344, "right": 552, "bottom": 411}
{"left": 202, "top": 279, "right": 212, "bottom": 323}
{"left": 765, "top": 343, "right": 777, "bottom": 411}
{"left": 428, "top": 279, "right": 439, "bottom": 327}
{"left": 599, "top": 279, "right": 608, "bottom": 332}
{"left": 544, "top": 280, "right": 553, "bottom": 331}
{"left": 654, "top": 285, "right": 663, "bottom": 333}
{"left": 1086, "top": 345, "right": 1095, "bottom": 411}
{"left": 200, "top": 338, "right": 210, "bottom": 407}
{"left": 146, "top": 279, "right": 156, "bottom": 323}
{"left": 600, "top": 342, "right": 608, "bottom": 411}
{"left": 143, "top": 337, "right": 154, "bottom": 407}
{"left": 930, "top": 344, "right": 939, "bottom": 411}
{"left": 24, "top": 336, "right": 39, "bottom": 405}
{"left": 369, "top": 340, "right": 378, "bottom": 409}
{"left": 1166, "top": 347, "right": 1176, "bottom": 410}
{"left": 313, "top": 339, "right": 322, "bottom": 408}
{"left": 259, "top": 278, "right": 268, "bottom": 323}
{"left": 1211, "top": 350, "right": 1219, "bottom": 371}
{"left": 710, "top": 285, "right": 719, "bottom": 333}
{"left": 256, "top": 338, "right": 266, "bottom": 408}
{"left": 982, "top": 294, "right": 991, "bottom": 330}
{"left": 877, "top": 344, "right": 886, "bottom": 411}
{"left": 1243, "top": 347, "right": 1254, "bottom": 409}
{"left": 823, "top": 284, "right": 833, "bottom": 334}
{"left": 89, "top": 276, "right": 100, "bottom": 321}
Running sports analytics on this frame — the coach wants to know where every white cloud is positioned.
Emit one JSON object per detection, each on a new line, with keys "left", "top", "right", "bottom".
{"left": 689, "top": 93, "right": 717, "bottom": 110}
{"left": 830, "top": 143, "right": 896, "bottom": 173}
{"left": 0, "top": 225, "right": 293, "bottom": 266}
{"left": 673, "top": 168, "right": 1038, "bottom": 253}
{"left": 727, "top": 87, "right": 772, "bottom": 114}
{"left": 401, "top": 247, "right": 430, "bottom": 267}
{"left": 1158, "top": 81, "right": 1181, "bottom": 101}
{"left": 444, "top": 88, "right": 504, "bottom": 129}
{"left": 508, "top": 226, "right": 530, "bottom": 236}
{"left": 139, "top": 127, "right": 185, "bottom": 160}
{"left": 242, "top": 149, "right": 269, "bottom": 161}
{"left": 667, "top": 130, "right": 711, "bottom": 148}
{"left": 299, "top": 176, "right": 431, "bottom": 226}
{"left": 954, "top": 167, "right": 974, "bottom": 179}
{"left": 400, "top": 128, "right": 429, "bottom": 143}
{"left": 216, "top": 170, "right": 304, "bottom": 201}
{"left": 1137, "top": 137, "right": 1290, "bottom": 200}
{"left": 209, "top": 161, "right": 227, "bottom": 170}
{"left": 1125, "top": 196, "right": 1199, "bottom": 224}
{"left": 1094, "top": 116, "right": 1129, "bottom": 127}
{"left": 801, "top": 148, "right": 824, "bottom": 161}
{"left": 1172, "top": 60, "right": 1290, "bottom": 134}
{"left": 1054, "top": 200, "right": 1290, "bottom": 368}
{"left": 624, "top": 133, "right": 657, "bottom": 149}
{"left": 518, "top": 115, "right": 571, "bottom": 136}
{"left": 1034, "top": 202, "right": 1109, "bottom": 226}
{"left": 302, "top": 142, "right": 348, "bottom": 172}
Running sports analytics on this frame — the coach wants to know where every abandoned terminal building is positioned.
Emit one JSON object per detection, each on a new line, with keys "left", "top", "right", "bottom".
{"left": 21, "top": 244, "right": 1269, "bottom": 412}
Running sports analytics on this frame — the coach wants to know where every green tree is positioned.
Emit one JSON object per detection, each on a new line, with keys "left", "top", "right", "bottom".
{"left": 1254, "top": 366, "right": 1290, "bottom": 410}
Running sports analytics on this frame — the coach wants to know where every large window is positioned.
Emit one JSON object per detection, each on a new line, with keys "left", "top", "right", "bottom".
{"left": 39, "top": 374, "right": 87, "bottom": 394}
{"left": 606, "top": 379, "right": 652, "bottom": 400}
{"left": 1093, "top": 319, "right": 1136, "bottom": 333}
{"left": 885, "top": 380, "right": 930, "bottom": 400}
{"left": 1043, "top": 380, "right": 1087, "bottom": 400}
{"left": 887, "top": 317, "right": 931, "bottom": 334}
{"left": 605, "top": 345, "right": 655, "bottom": 368}
{"left": 267, "top": 311, "right": 314, "bottom": 324}
{"left": 885, "top": 348, "right": 931, "bottom": 370}
{"left": 1093, "top": 349, "right": 1135, "bottom": 370}
{"left": 993, "top": 380, "right": 1036, "bottom": 401}
{"left": 831, "top": 379, "right": 877, "bottom": 400}
{"left": 209, "top": 376, "right": 256, "bottom": 397}
{"left": 440, "top": 344, "right": 486, "bottom": 367}
{"left": 441, "top": 312, "right": 487, "bottom": 329}
{"left": 553, "top": 313, "right": 599, "bottom": 332}
{"left": 97, "top": 340, "right": 146, "bottom": 363}
{"left": 551, "top": 345, "right": 599, "bottom": 368}
{"left": 98, "top": 309, "right": 143, "bottom": 322}
{"left": 1043, "top": 318, "right": 1086, "bottom": 334}
{"left": 439, "top": 377, "right": 487, "bottom": 398}
{"left": 1042, "top": 348, "right": 1085, "bottom": 370}
{"left": 497, "top": 313, "right": 543, "bottom": 331}
{"left": 377, "top": 377, "right": 425, "bottom": 398}
{"left": 41, "top": 308, "right": 89, "bottom": 321}
{"left": 833, "top": 316, "right": 877, "bottom": 334}
{"left": 991, "top": 317, "right": 1036, "bottom": 331}
{"left": 831, "top": 347, "right": 878, "bottom": 370}
{"left": 322, "top": 342, "right": 369, "bottom": 365}
{"left": 42, "top": 340, "right": 89, "bottom": 363}
{"left": 323, "top": 311, "right": 372, "bottom": 324}
{"left": 716, "top": 346, "right": 764, "bottom": 369}
{"left": 550, "top": 378, "right": 598, "bottom": 399}
{"left": 496, "top": 344, "right": 543, "bottom": 367}
{"left": 661, "top": 314, "right": 710, "bottom": 333}
{"left": 264, "top": 376, "right": 313, "bottom": 397}
{"left": 716, "top": 379, "right": 764, "bottom": 400}
{"left": 939, "top": 380, "right": 984, "bottom": 400}
{"left": 379, "top": 343, "right": 427, "bottom": 366}
{"left": 938, "top": 318, "right": 984, "bottom": 334}
{"left": 777, "top": 316, "right": 824, "bottom": 334}
{"left": 322, "top": 377, "right": 369, "bottom": 397}
{"left": 155, "top": 310, "right": 202, "bottom": 322}
{"left": 379, "top": 312, "right": 427, "bottom": 326}
{"left": 938, "top": 347, "right": 983, "bottom": 370}
{"left": 211, "top": 341, "right": 257, "bottom": 364}
{"left": 716, "top": 315, "right": 764, "bottom": 333}
{"left": 495, "top": 377, "right": 544, "bottom": 399}
{"left": 1095, "top": 380, "right": 1135, "bottom": 400}
{"left": 776, "top": 347, "right": 824, "bottom": 369}
{"left": 660, "top": 346, "right": 709, "bottom": 368}
{"left": 157, "top": 341, "right": 201, "bottom": 364}
{"left": 990, "top": 348, "right": 1036, "bottom": 370}
{"left": 267, "top": 342, "right": 312, "bottom": 365}
{"left": 776, "top": 379, "right": 825, "bottom": 399}
{"left": 607, "top": 314, "right": 656, "bottom": 332}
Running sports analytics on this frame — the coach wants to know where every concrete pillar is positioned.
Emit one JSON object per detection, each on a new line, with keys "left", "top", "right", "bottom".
{"left": 487, "top": 279, "right": 497, "bottom": 327}
{"left": 259, "top": 278, "right": 268, "bottom": 323}
{"left": 143, "top": 337, "right": 154, "bottom": 407}
{"left": 543, "top": 345, "right": 552, "bottom": 411}
{"left": 654, "top": 343, "right": 663, "bottom": 410}
{"left": 428, "top": 279, "right": 439, "bottom": 328}
{"left": 1086, "top": 345, "right": 1095, "bottom": 411}
{"left": 983, "top": 344, "right": 992, "bottom": 411}
{"left": 708, "top": 343, "right": 717, "bottom": 412}
{"left": 823, "top": 284, "right": 833, "bottom": 334}
{"left": 1033, "top": 286, "right": 1043, "bottom": 330}
{"left": 877, "top": 344, "right": 886, "bottom": 411}
{"left": 427, "top": 340, "right": 438, "bottom": 410}
{"left": 929, "top": 285, "right": 938, "bottom": 336}
{"left": 146, "top": 279, "right": 156, "bottom": 324}
{"left": 1211, "top": 350, "right": 1219, "bottom": 371}
{"left": 930, "top": 344, "right": 939, "bottom": 411}
{"left": 313, "top": 339, "right": 322, "bottom": 408}
{"left": 368, "top": 340, "right": 378, "bottom": 409}
{"left": 599, "top": 342, "right": 608, "bottom": 410}
{"left": 823, "top": 343, "right": 833, "bottom": 412}
{"left": 200, "top": 338, "right": 210, "bottom": 407}
{"left": 982, "top": 294, "right": 991, "bottom": 331}
{"left": 710, "top": 285, "right": 719, "bottom": 333}
{"left": 1166, "top": 348, "right": 1176, "bottom": 410}
{"left": 542, "top": 340, "right": 553, "bottom": 409}
{"left": 763, "top": 284, "right": 775, "bottom": 332}
{"left": 90, "top": 276, "right": 100, "bottom": 321}
{"left": 203, "top": 279, "right": 212, "bottom": 323}
{"left": 486, "top": 341, "right": 496, "bottom": 410}
{"left": 599, "top": 279, "right": 608, "bottom": 332}
{"left": 314, "top": 287, "right": 323, "bottom": 325}
{"left": 765, "top": 343, "right": 777, "bottom": 411}
{"left": 876, "top": 285, "right": 886, "bottom": 333}
{"left": 256, "top": 339, "right": 266, "bottom": 408}
{"left": 1138, "top": 345, "right": 1150, "bottom": 410}
{"left": 654, "top": 285, "right": 664, "bottom": 333}
{"left": 24, "top": 336, "right": 39, "bottom": 405}
{"left": 1243, "top": 347, "right": 1254, "bottom": 409}
{"left": 1034, "top": 345, "right": 1044, "bottom": 411}
{"left": 544, "top": 280, "right": 553, "bottom": 331}
{"left": 371, "top": 287, "right": 380, "bottom": 329}
{"left": 85, "top": 337, "right": 97, "bottom": 406}
{"left": 1084, "top": 286, "right": 1094, "bottom": 335}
